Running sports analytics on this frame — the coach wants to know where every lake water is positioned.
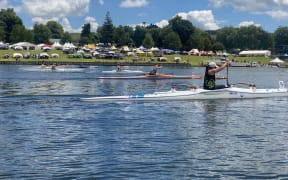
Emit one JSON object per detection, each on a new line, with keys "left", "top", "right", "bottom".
{"left": 0, "top": 65, "right": 288, "bottom": 179}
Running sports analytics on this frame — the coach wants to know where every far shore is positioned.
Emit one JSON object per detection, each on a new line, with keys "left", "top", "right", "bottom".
{"left": 0, "top": 49, "right": 286, "bottom": 67}
{"left": 0, "top": 59, "right": 193, "bottom": 67}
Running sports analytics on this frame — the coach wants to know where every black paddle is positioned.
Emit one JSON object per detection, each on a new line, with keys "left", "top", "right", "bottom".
{"left": 226, "top": 60, "right": 229, "bottom": 87}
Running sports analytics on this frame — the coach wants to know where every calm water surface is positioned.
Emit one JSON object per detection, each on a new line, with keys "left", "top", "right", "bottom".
{"left": 0, "top": 65, "right": 288, "bottom": 179}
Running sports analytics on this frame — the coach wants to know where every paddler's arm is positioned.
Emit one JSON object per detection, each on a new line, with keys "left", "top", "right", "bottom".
{"left": 208, "top": 60, "right": 229, "bottom": 75}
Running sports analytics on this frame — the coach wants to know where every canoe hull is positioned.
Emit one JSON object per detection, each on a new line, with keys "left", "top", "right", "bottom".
{"left": 102, "top": 70, "right": 144, "bottom": 74}
{"left": 81, "top": 86, "right": 288, "bottom": 102}
{"left": 96, "top": 74, "right": 202, "bottom": 80}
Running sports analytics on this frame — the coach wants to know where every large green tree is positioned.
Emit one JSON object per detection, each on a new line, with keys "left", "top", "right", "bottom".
{"left": 168, "top": 16, "right": 195, "bottom": 50}
{"left": 79, "top": 23, "right": 92, "bottom": 45}
{"left": 0, "top": 8, "right": 25, "bottom": 42}
{"left": 147, "top": 26, "right": 163, "bottom": 48}
{"left": 162, "top": 30, "right": 182, "bottom": 50}
{"left": 61, "top": 32, "right": 72, "bottom": 43}
{"left": 46, "top": 21, "right": 64, "bottom": 39}
{"left": 189, "top": 28, "right": 213, "bottom": 50}
{"left": 98, "top": 11, "right": 114, "bottom": 44}
{"left": 142, "top": 32, "right": 154, "bottom": 48}
{"left": 274, "top": 26, "right": 288, "bottom": 46}
{"left": 133, "top": 25, "right": 147, "bottom": 47}
{"left": 33, "top": 23, "right": 51, "bottom": 44}
{"left": 0, "top": 21, "right": 5, "bottom": 41}
{"left": 113, "top": 25, "right": 134, "bottom": 46}
{"left": 216, "top": 26, "right": 238, "bottom": 50}
{"left": 10, "top": 24, "right": 32, "bottom": 43}
{"left": 236, "top": 26, "right": 272, "bottom": 50}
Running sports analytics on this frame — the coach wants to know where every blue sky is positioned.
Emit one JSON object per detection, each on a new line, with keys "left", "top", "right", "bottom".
{"left": 1, "top": 0, "right": 288, "bottom": 33}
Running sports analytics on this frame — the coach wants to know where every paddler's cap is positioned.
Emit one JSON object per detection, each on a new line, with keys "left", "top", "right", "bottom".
{"left": 208, "top": 62, "right": 219, "bottom": 68}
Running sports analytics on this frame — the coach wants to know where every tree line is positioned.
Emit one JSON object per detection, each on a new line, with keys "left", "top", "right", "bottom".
{"left": 1, "top": 8, "right": 288, "bottom": 53}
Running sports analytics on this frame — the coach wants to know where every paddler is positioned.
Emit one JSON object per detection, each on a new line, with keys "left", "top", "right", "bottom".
{"left": 149, "top": 64, "right": 162, "bottom": 75}
{"left": 203, "top": 60, "right": 229, "bottom": 90}
{"left": 116, "top": 63, "right": 122, "bottom": 72}
{"left": 51, "top": 63, "right": 57, "bottom": 70}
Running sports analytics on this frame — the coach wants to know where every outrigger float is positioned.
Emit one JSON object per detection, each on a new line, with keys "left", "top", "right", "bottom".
{"left": 101, "top": 69, "right": 144, "bottom": 74}
{"left": 81, "top": 81, "right": 288, "bottom": 102}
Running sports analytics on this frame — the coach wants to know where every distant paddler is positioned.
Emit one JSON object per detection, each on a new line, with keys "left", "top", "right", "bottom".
{"left": 51, "top": 63, "right": 57, "bottom": 70}
{"left": 149, "top": 64, "right": 163, "bottom": 75}
{"left": 116, "top": 63, "right": 122, "bottom": 72}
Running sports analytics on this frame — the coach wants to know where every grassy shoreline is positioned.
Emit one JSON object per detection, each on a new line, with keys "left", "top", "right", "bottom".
{"left": 0, "top": 49, "right": 280, "bottom": 67}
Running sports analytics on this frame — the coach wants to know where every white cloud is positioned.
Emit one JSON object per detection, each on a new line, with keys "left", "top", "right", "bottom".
{"left": 209, "top": 0, "right": 278, "bottom": 11}
{"left": 155, "top": 20, "right": 169, "bottom": 28}
{"left": 266, "top": 10, "right": 288, "bottom": 20}
{"left": 60, "top": 18, "right": 82, "bottom": 33}
{"left": 120, "top": 0, "right": 149, "bottom": 8}
{"left": 0, "top": 0, "right": 9, "bottom": 9}
{"left": 177, "top": 10, "right": 220, "bottom": 30}
{"left": 239, "top": 21, "right": 261, "bottom": 28}
{"left": 0, "top": 0, "right": 22, "bottom": 12}
{"left": 84, "top": 16, "right": 99, "bottom": 32}
{"left": 209, "top": 0, "right": 225, "bottom": 8}
{"left": 209, "top": 0, "right": 288, "bottom": 20}
{"left": 137, "top": 12, "right": 148, "bottom": 17}
{"left": 58, "top": 16, "right": 99, "bottom": 33}
{"left": 22, "top": 0, "right": 90, "bottom": 18}
{"left": 32, "top": 17, "right": 59, "bottom": 26}
{"left": 99, "top": 0, "right": 104, "bottom": 5}
{"left": 19, "top": 0, "right": 91, "bottom": 32}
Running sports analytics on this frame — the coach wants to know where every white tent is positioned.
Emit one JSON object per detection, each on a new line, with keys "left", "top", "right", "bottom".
{"left": 269, "top": 57, "right": 284, "bottom": 64}
{"left": 13, "top": 53, "right": 23, "bottom": 58}
{"left": 150, "top": 47, "right": 160, "bottom": 51}
{"left": 189, "top": 48, "right": 199, "bottom": 55}
{"left": 239, "top": 50, "right": 271, "bottom": 57}
{"left": 52, "top": 42, "right": 63, "bottom": 50}
{"left": 39, "top": 52, "right": 49, "bottom": 58}
{"left": 63, "top": 42, "right": 76, "bottom": 50}
{"left": 12, "top": 42, "right": 35, "bottom": 50}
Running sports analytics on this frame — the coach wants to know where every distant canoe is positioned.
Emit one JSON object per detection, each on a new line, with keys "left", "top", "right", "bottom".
{"left": 102, "top": 69, "right": 144, "bottom": 74}
{"left": 22, "top": 66, "right": 85, "bottom": 72}
{"left": 96, "top": 73, "right": 202, "bottom": 80}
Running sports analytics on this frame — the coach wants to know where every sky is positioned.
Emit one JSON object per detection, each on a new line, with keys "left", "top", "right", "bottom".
{"left": 1, "top": 0, "right": 288, "bottom": 33}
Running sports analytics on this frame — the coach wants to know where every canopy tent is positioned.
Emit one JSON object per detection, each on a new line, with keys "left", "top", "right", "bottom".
{"left": 269, "top": 57, "right": 284, "bottom": 64}
{"left": 42, "top": 44, "right": 52, "bottom": 51}
{"left": 135, "top": 49, "right": 145, "bottom": 55}
{"left": 121, "top": 45, "right": 130, "bottom": 52}
{"left": 63, "top": 42, "right": 76, "bottom": 50}
{"left": 39, "top": 52, "right": 49, "bottom": 59}
{"left": 52, "top": 42, "right": 63, "bottom": 50}
{"left": 150, "top": 47, "right": 160, "bottom": 51}
{"left": 13, "top": 53, "right": 23, "bottom": 58}
{"left": 12, "top": 42, "right": 35, "bottom": 50}
{"left": 84, "top": 44, "right": 96, "bottom": 50}
{"left": 189, "top": 48, "right": 199, "bottom": 55}
{"left": 110, "top": 45, "right": 117, "bottom": 50}
{"left": 138, "top": 45, "right": 147, "bottom": 51}
{"left": 51, "top": 53, "right": 59, "bottom": 58}
{"left": 239, "top": 50, "right": 271, "bottom": 57}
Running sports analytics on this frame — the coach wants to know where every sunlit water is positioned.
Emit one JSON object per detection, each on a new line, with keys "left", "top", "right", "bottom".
{"left": 0, "top": 65, "right": 288, "bottom": 179}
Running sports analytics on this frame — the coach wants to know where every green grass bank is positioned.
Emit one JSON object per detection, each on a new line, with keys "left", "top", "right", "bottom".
{"left": 0, "top": 49, "right": 281, "bottom": 67}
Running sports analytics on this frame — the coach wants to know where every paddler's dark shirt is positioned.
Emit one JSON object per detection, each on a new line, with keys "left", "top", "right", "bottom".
{"left": 203, "top": 66, "right": 216, "bottom": 90}
{"left": 149, "top": 68, "right": 157, "bottom": 75}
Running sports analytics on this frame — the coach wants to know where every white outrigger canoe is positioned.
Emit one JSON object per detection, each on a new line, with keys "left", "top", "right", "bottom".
{"left": 81, "top": 81, "right": 288, "bottom": 102}
{"left": 101, "top": 69, "right": 144, "bottom": 74}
